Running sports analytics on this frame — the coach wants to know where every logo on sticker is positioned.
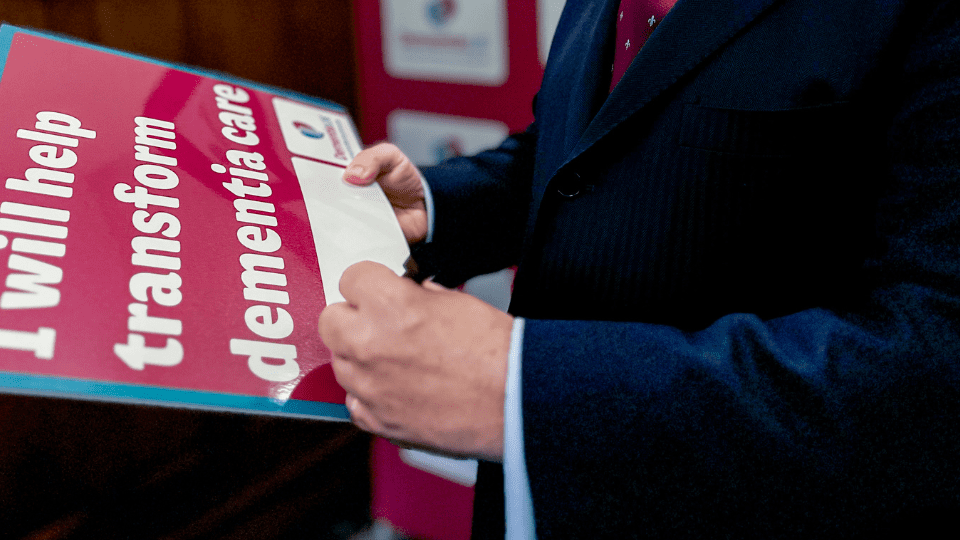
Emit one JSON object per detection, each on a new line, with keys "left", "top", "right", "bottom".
{"left": 426, "top": 0, "right": 458, "bottom": 27}
{"left": 293, "top": 121, "right": 325, "bottom": 139}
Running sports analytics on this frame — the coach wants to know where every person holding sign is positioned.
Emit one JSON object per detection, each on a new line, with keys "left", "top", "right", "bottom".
{"left": 319, "top": 1, "right": 960, "bottom": 538}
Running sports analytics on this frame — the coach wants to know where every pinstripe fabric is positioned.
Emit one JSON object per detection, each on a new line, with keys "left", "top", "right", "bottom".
{"left": 418, "top": 0, "right": 960, "bottom": 538}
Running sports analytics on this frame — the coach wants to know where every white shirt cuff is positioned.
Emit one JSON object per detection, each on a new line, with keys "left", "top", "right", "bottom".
{"left": 504, "top": 317, "right": 537, "bottom": 539}
{"left": 420, "top": 172, "right": 435, "bottom": 243}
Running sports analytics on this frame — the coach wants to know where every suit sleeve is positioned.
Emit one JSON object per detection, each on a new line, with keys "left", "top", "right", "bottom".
{"left": 519, "top": 5, "right": 960, "bottom": 538}
{"left": 414, "top": 123, "right": 537, "bottom": 286}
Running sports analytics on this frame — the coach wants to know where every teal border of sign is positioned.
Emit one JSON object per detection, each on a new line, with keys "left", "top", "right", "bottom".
{"left": 0, "top": 25, "right": 12, "bottom": 77}
{"left": 0, "top": 23, "right": 351, "bottom": 421}
{"left": 0, "top": 371, "right": 350, "bottom": 420}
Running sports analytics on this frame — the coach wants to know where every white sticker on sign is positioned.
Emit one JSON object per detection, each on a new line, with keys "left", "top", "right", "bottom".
{"left": 291, "top": 158, "right": 409, "bottom": 305}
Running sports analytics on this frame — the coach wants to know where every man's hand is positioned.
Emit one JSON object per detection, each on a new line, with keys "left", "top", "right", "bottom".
{"left": 344, "top": 143, "right": 428, "bottom": 244}
{"left": 318, "top": 261, "right": 513, "bottom": 461}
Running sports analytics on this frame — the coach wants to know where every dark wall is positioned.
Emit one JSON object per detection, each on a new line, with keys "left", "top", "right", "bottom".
{"left": 0, "top": 0, "right": 360, "bottom": 115}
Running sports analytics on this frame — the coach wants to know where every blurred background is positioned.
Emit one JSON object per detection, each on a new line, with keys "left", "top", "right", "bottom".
{"left": 0, "top": 1, "right": 563, "bottom": 538}
{"left": 0, "top": 0, "right": 361, "bottom": 115}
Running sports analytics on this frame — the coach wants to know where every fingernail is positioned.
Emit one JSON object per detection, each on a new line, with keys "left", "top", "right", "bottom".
{"left": 344, "top": 165, "right": 366, "bottom": 184}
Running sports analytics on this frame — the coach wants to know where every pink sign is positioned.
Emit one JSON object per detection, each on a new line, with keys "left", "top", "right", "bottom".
{"left": 0, "top": 26, "right": 404, "bottom": 419}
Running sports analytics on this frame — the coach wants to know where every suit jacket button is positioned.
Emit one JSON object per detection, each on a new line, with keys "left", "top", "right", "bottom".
{"left": 556, "top": 171, "right": 584, "bottom": 198}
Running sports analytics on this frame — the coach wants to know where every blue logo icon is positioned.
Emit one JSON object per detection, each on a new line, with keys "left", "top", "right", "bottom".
{"left": 294, "top": 121, "right": 324, "bottom": 139}
{"left": 426, "top": 0, "right": 457, "bottom": 27}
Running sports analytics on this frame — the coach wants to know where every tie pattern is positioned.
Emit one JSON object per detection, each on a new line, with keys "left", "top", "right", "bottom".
{"left": 610, "top": 0, "right": 678, "bottom": 92}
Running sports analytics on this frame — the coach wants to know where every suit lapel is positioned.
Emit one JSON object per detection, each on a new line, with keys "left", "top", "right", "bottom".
{"left": 562, "top": 0, "right": 783, "bottom": 168}
{"left": 519, "top": 0, "right": 786, "bottom": 275}
{"left": 532, "top": 0, "right": 620, "bottom": 180}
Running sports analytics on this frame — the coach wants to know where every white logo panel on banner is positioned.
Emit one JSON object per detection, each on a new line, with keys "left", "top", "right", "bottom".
{"left": 272, "top": 98, "right": 361, "bottom": 167}
{"left": 538, "top": 0, "right": 567, "bottom": 66}
{"left": 381, "top": 0, "right": 508, "bottom": 86}
{"left": 387, "top": 109, "right": 509, "bottom": 167}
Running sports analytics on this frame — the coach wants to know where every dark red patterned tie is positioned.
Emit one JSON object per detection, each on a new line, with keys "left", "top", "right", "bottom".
{"left": 610, "top": 0, "right": 678, "bottom": 92}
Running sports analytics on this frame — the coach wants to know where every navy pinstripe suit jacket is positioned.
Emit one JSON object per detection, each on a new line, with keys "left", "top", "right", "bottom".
{"left": 416, "top": 0, "right": 960, "bottom": 537}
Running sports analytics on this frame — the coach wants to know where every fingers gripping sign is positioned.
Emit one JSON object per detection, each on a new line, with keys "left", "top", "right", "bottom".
{"left": 318, "top": 261, "right": 513, "bottom": 461}
{"left": 343, "top": 143, "right": 428, "bottom": 244}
